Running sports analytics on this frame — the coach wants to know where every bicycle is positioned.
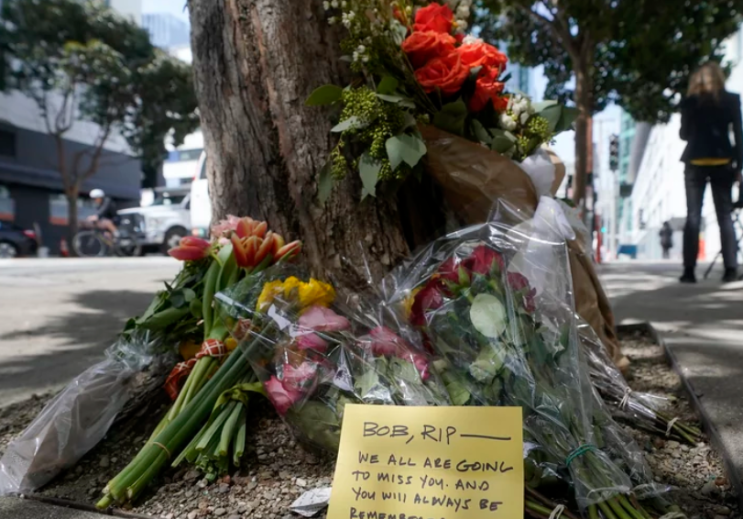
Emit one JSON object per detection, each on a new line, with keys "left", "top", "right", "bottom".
{"left": 72, "top": 221, "right": 143, "bottom": 258}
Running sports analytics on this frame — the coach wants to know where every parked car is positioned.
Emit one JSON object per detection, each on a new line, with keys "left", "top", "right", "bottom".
{"left": 0, "top": 221, "right": 38, "bottom": 258}
{"left": 190, "top": 151, "right": 211, "bottom": 238}
{"left": 118, "top": 188, "right": 191, "bottom": 254}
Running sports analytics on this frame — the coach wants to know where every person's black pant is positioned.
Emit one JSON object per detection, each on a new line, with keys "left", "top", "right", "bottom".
{"left": 683, "top": 164, "right": 738, "bottom": 269}
{"left": 662, "top": 247, "right": 670, "bottom": 259}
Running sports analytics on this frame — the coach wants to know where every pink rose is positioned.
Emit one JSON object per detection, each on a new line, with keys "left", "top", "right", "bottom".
{"left": 296, "top": 332, "right": 329, "bottom": 352}
{"left": 298, "top": 306, "right": 351, "bottom": 332}
{"left": 282, "top": 363, "right": 317, "bottom": 389}
{"left": 265, "top": 375, "right": 303, "bottom": 415}
{"left": 367, "top": 326, "right": 409, "bottom": 357}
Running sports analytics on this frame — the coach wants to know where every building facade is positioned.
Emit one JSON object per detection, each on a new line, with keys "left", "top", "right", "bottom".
{"left": 142, "top": 13, "right": 190, "bottom": 49}
{"left": 0, "top": 1, "right": 143, "bottom": 254}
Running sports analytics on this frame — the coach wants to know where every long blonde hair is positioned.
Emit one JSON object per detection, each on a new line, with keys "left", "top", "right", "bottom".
{"left": 688, "top": 62, "right": 726, "bottom": 100}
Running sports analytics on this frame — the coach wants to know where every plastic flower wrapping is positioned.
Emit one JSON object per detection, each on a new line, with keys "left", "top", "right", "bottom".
{"left": 216, "top": 266, "right": 451, "bottom": 453}
{"left": 382, "top": 210, "right": 668, "bottom": 512}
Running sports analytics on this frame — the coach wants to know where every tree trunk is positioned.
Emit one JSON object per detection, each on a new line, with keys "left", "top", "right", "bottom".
{"left": 572, "top": 59, "right": 594, "bottom": 209}
{"left": 188, "top": 0, "right": 419, "bottom": 288}
{"left": 66, "top": 188, "right": 79, "bottom": 252}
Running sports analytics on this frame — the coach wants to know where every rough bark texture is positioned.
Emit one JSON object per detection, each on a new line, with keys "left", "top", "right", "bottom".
{"left": 188, "top": 0, "right": 412, "bottom": 287}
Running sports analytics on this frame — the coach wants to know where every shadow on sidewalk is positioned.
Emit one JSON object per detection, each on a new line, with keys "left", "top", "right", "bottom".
{"left": 0, "top": 289, "right": 154, "bottom": 400}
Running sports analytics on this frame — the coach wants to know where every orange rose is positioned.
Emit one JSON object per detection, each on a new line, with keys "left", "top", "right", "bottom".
{"left": 415, "top": 51, "right": 469, "bottom": 96}
{"left": 413, "top": 3, "right": 454, "bottom": 34}
{"left": 469, "top": 68, "right": 505, "bottom": 112}
{"left": 402, "top": 31, "right": 456, "bottom": 68}
{"left": 456, "top": 41, "right": 508, "bottom": 72}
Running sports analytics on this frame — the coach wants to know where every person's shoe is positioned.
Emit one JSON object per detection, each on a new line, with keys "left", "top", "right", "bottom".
{"left": 680, "top": 268, "right": 697, "bottom": 284}
{"left": 722, "top": 268, "right": 738, "bottom": 283}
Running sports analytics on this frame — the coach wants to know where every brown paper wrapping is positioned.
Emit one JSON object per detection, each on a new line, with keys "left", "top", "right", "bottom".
{"left": 420, "top": 126, "right": 626, "bottom": 367}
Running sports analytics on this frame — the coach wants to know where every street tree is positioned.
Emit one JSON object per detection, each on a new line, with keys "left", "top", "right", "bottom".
{"left": 475, "top": 0, "right": 743, "bottom": 205}
{"left": 0, "top": 0, "right": 199, "bottom": 235}
{"left": 189, "top": 0, "right": 422, "bottom": 286}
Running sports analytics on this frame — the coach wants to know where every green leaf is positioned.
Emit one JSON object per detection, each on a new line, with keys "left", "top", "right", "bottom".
{"left": 355, "top": 369, "right": 381, "bottom": 398}
{"left": 183, "top": 288, "right": 196, "bottom": 303}
{"left": 490, "top": 128, "right": 517, "bottom": 153}
{"left": 376, "top": 93, "right": 404, "bottom": 103}
{"left": 317, "top": 160, "right": 335, "bottom": 204}
{"left": 469, "top": 293, "right": 507, "bottom": 338}
{"left": 377, "top": 76, "right": 399, "bottom": 95}
{"left": 470, "top": 119, "right": 492, "bottom": 145}
{"left": 532, "top": 100, "right": 558, "bottom": 113}
{"left": 433, "top": 98, "right": 468, "bottom": 136}
{"left": 359, "top": 152, "right": 382, "bottom": 199}
{"left": 538, "top": 104, "right": 563, "bottom": 134}
{"left": 305, "top": 84, "right": 344, "bottom": 106}
{"left": 556, "top": 107, "right": 579, "bottom": 133}
{"left": 385, "top": 133, "right": 427, "bottom": 171}
{"left": 332, "top": 116, "right": 364, "bottom": 132}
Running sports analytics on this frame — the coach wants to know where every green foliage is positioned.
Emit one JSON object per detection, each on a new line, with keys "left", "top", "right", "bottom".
{"left": 475, "top": 0, "right": 743, "bottom": 123}
{"left": 0, "top": 0, "right": 199, "bottom": 181}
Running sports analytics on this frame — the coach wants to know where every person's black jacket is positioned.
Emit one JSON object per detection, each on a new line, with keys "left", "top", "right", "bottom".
{"left": 96, "top": 197, "right": 118, "bottom": 220}
{"left": 680, "top": 91, "right": 743, "bottom": 169}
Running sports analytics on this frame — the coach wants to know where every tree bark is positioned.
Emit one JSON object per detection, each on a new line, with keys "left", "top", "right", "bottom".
{"left": 66, "top": 188, "right": 79, "bottom": 248}
{"left": 572, "top": 58, "right": 593, "bottom": 208}
{"left": 188, "top": 0, "right": 416, "bottom": 287}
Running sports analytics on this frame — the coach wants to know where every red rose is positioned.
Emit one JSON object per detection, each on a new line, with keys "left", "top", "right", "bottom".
{"left": 507, "top": 271, "right": 530, "bottom": 291}
{"left": 410, "top": 280, "right": 445, "bottom": 326}
{"left": 456, "top": 41, "right": 508, "bottom": 71}
{"left": 415, "top": 51, "right": 469, "bottom": 95}
{"left": 463, "top": 245, "right": 505, "bottom": 276}
{"left": 469, "top": 67, "right": 505, "bottom": 112}
{"left": 493, "top": 95, "right": 509, "bottom": 112}
{"left": 402, "top": 31, "right": 456, "bottom": 69}
{"left": 413, "top": 3, "right": 454, "bottom": 34}
{"left": 437, "top": 257, "right": 461, "bottom": 283}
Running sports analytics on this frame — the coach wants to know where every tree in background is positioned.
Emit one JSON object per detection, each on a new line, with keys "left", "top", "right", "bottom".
{"left": 475, "top": 0, "right": 743, "bottom": 205}
{"left": 0, "top": 0, "right": 199, "bottom": 235}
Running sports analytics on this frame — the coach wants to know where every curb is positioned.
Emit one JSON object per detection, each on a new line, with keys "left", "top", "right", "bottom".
{"left": 617, "top": 322, "right": 743, "bottom": 510}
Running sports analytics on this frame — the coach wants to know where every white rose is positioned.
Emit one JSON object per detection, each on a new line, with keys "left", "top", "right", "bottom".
{"left": 457, "top": 20, "right": 468, "bottom": 31}
{"left": 499, "top": 113, "right": 517, "bottom": 131}
{"left": 331, "top": 0, "right": 339, "bottom": 7}
{"left": 462, "top": 35, "right": 482, "bottom": 45}
{"left": 323, "top": 1, "right": 330, "bottom": 10}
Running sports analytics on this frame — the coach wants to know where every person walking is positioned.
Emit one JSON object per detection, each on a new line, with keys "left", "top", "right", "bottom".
{"left": 679, "top": 62, "right": 742, "bottom": 283}
{"left": 659, "top": 221, "right": 674, "bottom": 259}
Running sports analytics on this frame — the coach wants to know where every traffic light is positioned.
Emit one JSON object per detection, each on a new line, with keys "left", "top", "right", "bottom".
{"left": 609, "top": 134, "right": 619, "bottom": 172}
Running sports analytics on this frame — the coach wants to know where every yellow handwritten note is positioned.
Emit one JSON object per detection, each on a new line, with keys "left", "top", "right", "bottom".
{"left": 328, "top": 405, "right": 523, "bottom": 519}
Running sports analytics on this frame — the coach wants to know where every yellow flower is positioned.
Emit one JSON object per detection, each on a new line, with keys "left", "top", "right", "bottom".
{"left": 298, "top": 278, "right": 336, "bottom": 309}
{"left": 282, "top": 276, "right": 303, "bottom": 299}
{"left": 225, "top": 337, "right": 238, "bottom": 352}
{"left": 256, "top": 279, "right": 285, "bottom": 311}
{"left": 402, "top": 288, "right": 421, "bottom": 319}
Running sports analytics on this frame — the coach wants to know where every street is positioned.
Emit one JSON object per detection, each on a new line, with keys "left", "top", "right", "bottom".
{"left": 0, "top": 257, "right": 181, "bottom": 406}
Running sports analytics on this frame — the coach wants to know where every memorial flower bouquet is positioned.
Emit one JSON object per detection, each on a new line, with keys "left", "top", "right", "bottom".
{"left": 391, "top": 222, "right": 680, "bottom": 517}
{"left": 217, "top": 272, "right": 451, "bottom": 452}
{"left": 306, "top": 0, "right": 577, "bottom": 200}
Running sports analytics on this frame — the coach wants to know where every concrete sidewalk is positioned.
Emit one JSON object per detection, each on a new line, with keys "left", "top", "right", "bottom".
{"left": 601, "top": 261, "right": 743, "bottom": 492}
{"left": 0, "top": 497, "right": 107, "bottom": 518}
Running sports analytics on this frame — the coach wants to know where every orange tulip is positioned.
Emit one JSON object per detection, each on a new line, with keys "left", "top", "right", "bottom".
{"left": 235, "top": 217, "right": 256, "bottom": 239}
{"left": 276, "top": 240, "right": 302, "bottom": 261}
{"left": 232, "top": 234, "right": 262, "bottom": 268}
{"left": 254, "top": 231, "right": 275, "bottom": 265}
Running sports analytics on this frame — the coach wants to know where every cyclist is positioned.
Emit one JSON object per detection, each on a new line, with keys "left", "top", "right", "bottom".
{"left": 87, "top": 188, "right": 119, "bottom": 237}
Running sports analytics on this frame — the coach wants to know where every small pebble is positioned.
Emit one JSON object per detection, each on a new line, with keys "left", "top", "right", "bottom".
{"left": 296, "top": 478, "right": 307, "bottom": 487}
{"left": 98, "top": 456, "right": 110, "bottom": 468}
{"left": 214, "top": 508, "right": 227, "bottom": 517}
